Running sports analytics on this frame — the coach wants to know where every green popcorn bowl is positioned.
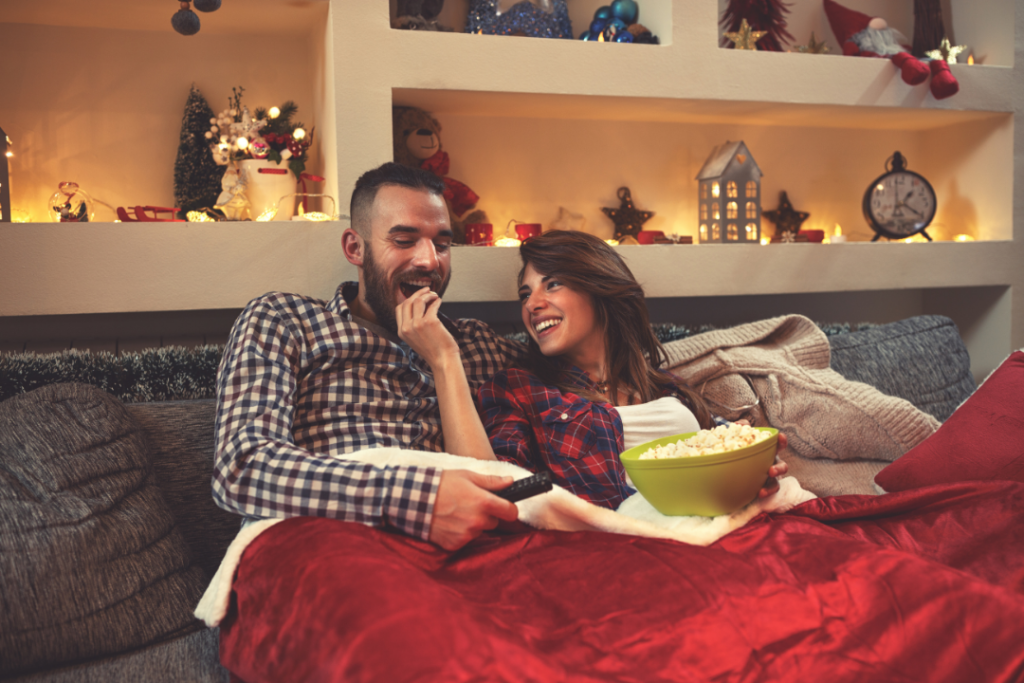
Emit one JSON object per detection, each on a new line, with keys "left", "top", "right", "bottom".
{"left": 620, "top": 427, "right": 779, "bottom": 517}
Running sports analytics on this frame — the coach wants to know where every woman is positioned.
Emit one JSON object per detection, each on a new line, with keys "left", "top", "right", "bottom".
{"left": 396, "top": 229, "right": 785, "bottom": 510}
{"left": 475, "top": 230, "right": 787, "bottom": 509}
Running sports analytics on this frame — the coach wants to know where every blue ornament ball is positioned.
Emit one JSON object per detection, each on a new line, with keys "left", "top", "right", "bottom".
{"left": 589, "top": 18, "right": 608, "bottom": 34}
{"left": 614, "top": 29, "right": 634, "bottom": 42}
{"left": 171, "top": 8, "right": 200, "bottom": 35}
{"left": 611, "top": 0, "right": 639, "bottom": 25}
{"left": 193, "top": 0, "right": 221, "bottom": 12}
{"left": 593, "top": 5, "right": 613, "bottom": 21}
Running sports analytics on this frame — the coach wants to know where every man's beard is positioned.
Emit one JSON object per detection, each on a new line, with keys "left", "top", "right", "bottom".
{"left": 362, "top": 242, "right": 450, "bottom": 335}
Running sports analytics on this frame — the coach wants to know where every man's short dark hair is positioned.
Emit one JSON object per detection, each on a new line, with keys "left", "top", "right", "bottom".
{"left": 349, "top": 162, "right": 446, "bottom": 238}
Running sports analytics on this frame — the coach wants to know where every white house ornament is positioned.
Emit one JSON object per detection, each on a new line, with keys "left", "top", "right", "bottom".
{"left": 696, "top": 140, "right": 762, "bottom": 244}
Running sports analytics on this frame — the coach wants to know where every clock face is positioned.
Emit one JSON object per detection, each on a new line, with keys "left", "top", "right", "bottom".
{"left": 865, "top": 171, "right": 937, "bottom": 237}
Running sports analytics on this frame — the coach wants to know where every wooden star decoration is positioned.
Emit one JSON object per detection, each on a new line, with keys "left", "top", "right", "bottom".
{"left": 724, "top": 19, "right": 767, "bottom": 51}
{"left": 762, "top": 191, "right": 809, "bottom": 238}
{"left": 601, "top": 187, "right": 654, "bottom": 242}
{"left": 925, "top": 36, "right": 966, "bottom": 64}
{"left": 795, "top": 32, "right": 830, "bottom": 54}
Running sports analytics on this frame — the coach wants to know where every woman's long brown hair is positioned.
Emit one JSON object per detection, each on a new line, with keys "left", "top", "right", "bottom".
{"left": 517, "top": 230, "right": 713, "bottom": 428}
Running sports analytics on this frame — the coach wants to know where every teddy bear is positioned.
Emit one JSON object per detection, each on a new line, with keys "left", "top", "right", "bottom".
{"left": 392, "top": 106, "right": 486, "bottom": 243}
{"left": 823, "top": 0, "right": 958, "bottom": 100}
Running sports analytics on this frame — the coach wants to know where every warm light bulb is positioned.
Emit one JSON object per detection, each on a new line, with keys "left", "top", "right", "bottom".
{"left": 834, "top": 223, "right": 842, "bottom": 236}
{"left": 712, "top": 182, "right": 720, "bottom": 198}
{"left": 268, "top": 107, "right": 281, "bottom": 119}
{"left": 256, "top": 208, "right": 276, "bottom": 222}
{"left": 4, "top": 151, "right": 11, "bottom": 158}
{"left": 968, "top": 54, "right": 974, "bottom": 65}
{"left": 953, "top": 234, "right": 976, "bottom": 242}
{"left": 292, "top": 211, "right": 331, "bottom": 222}
{"left": 493, "top": 237, "right": 521, "bottom": 247}
{"left": 598, "top": 32, "right": 605, "bottom": 42}
{"left": 760, "top": 237, "right": 770, "bottom": 246}
{"left": 605, "top": 239, "right": 619, "bottom": 246}
{"left": 236, "top": 137, "right": 249, "bottom": 150}
{"left": 293, "top": 128, "right": 306, "bottom": 141}
{"left": 187, "top": 211, "right": 215, "bottom": 222}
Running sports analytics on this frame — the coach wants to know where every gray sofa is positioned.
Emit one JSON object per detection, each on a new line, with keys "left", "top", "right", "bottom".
{"left": 0, "top": 315, "right": 977, "bottom": 681}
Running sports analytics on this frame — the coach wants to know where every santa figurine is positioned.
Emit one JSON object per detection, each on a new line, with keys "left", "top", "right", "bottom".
{"left": 823, "top": 0, "right": 958, "bottom": 100}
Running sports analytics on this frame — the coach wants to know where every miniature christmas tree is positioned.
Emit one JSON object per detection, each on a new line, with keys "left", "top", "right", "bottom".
{"left": 720, "top": 0, "right": 794, "bottom": 52}
{"left": 173, "top": 85, "right": 225, "bottom": 219}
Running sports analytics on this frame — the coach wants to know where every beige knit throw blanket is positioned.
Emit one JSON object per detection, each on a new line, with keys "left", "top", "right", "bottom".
{"left": 662, "top": 315, "right": 940, "bottom": 496}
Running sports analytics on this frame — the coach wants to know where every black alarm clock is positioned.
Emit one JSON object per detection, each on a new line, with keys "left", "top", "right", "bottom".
{"left": 862, "top": 151, "right": 937, "bottom": 241}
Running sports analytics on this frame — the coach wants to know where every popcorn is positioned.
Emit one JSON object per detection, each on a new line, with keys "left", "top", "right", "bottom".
{"left": 638, "top": 423, "right": 770, "bottom": 459}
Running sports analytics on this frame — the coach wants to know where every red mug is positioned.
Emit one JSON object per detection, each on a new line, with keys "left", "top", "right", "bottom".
{"left": 637, "top": 230, "right": 664, "bottom": 245}
{"left": 515, "top": 223, "right": 542, "bottom": 242}
{"left": 465, "top": 223, "right": 493, "bottom": 245}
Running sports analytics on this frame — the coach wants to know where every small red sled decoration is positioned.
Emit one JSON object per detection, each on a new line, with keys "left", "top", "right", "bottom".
{"left": 116, "top": 205, "right": 185, "bottom": 222}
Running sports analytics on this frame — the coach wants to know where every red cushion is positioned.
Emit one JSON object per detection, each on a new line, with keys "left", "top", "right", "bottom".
{"left": 875, "top": 350, "right": 1024, "bottom": 492}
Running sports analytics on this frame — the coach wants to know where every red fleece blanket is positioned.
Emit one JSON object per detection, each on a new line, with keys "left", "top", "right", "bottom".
{"left": 220, "top": 481, "right": 1024, "bottom": 683}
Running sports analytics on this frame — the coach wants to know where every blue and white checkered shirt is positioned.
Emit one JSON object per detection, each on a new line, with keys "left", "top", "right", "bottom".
{"left": 211, "top": 282, "right": 525, "bottom": 540}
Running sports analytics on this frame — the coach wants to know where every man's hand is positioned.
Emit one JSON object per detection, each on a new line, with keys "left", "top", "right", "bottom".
{"left": 396, "top": 287, "right": 458, "bottom": 369}
{"left": 428, "top": 470, "right": 519, "bottom": 551}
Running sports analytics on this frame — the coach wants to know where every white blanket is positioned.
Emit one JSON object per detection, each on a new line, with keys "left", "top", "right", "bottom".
{"left": 195, "top": 447, "right": 816, "bottom": 627}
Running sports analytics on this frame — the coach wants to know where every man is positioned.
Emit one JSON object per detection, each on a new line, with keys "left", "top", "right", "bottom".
{"left": 212, "top": 162, "right": 524, "bottom": 551}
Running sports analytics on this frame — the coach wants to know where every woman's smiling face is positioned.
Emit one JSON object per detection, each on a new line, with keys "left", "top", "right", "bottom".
{"left": 519, "top": 263, "right": 605, "bottom": 367}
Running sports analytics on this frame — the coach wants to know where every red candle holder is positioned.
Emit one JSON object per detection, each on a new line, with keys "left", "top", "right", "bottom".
{"left": 637, "top": 230, "right": 665, "bottom": 245}
{"left": 514, "top": 223, "right": 542, "bottom": 242}
{"left": 465, "top": 223, "right": 493, "bottom": 245}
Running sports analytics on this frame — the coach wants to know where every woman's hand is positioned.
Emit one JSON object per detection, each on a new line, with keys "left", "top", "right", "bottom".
{"left": 734, "top": 419, "right": 789, "bottom": 498}
{"left": 759, "top": 432, "right": 789, "bottom": 498}
{"left": 396, "top": 287, "right": 459, "bottom": 370}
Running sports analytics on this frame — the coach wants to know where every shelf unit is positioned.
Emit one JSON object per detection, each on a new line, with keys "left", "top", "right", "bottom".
{"left": 1, "top": 0, "right": 1021, "bottom": 383}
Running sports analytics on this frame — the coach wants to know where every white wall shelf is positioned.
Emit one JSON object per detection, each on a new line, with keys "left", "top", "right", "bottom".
{"left": 1, "top": 0, "right": 1021, "bottom": 382}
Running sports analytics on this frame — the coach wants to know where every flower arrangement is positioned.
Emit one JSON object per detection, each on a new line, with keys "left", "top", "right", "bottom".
{"left": 206, "top": 86, "right": 313, "bottom": 178}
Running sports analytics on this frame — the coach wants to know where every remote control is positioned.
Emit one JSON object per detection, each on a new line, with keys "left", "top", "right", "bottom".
{"left": 494, "top": 471, "right": 553, "bottom": 503}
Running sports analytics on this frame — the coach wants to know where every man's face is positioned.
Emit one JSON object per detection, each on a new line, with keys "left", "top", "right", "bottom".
{"left": 356, "top": 185, "right": 452, "bottom": 333}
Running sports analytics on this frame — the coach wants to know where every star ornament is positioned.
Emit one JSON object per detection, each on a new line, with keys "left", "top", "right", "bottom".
{"left": 602, "top": 186, "right": 654, "bottom": 242}
{"left": 925, "top": 36, "right": 966, "bottom": 64}
{"left": 762, "top": 191, "right": 809, "bottom": 238}
{"left": 795, "top": 32, "right": 830, "bottom": 54}
{"left": 724, "top": 19, "right": 767, "bottom": 51}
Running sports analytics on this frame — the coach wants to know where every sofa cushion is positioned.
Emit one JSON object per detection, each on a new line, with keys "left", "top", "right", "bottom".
{"left": 874, "top": 350, "right": 1024, "bottom": 493}
{"left": 128, "top": 399, "right": 241, "bottom": 578}
{"left": 0, "top": 383, "right": 209, "bottom": 677}
{"left": 828, "top": 315, "right": 975, "bottom": 422}
{"left": 7, "top": 628, "right": 227, "bottom": 683}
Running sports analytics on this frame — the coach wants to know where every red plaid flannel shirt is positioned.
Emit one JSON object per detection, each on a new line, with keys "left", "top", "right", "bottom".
{"left": 478, "top": 366, "right": 706, "bottom": 509}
